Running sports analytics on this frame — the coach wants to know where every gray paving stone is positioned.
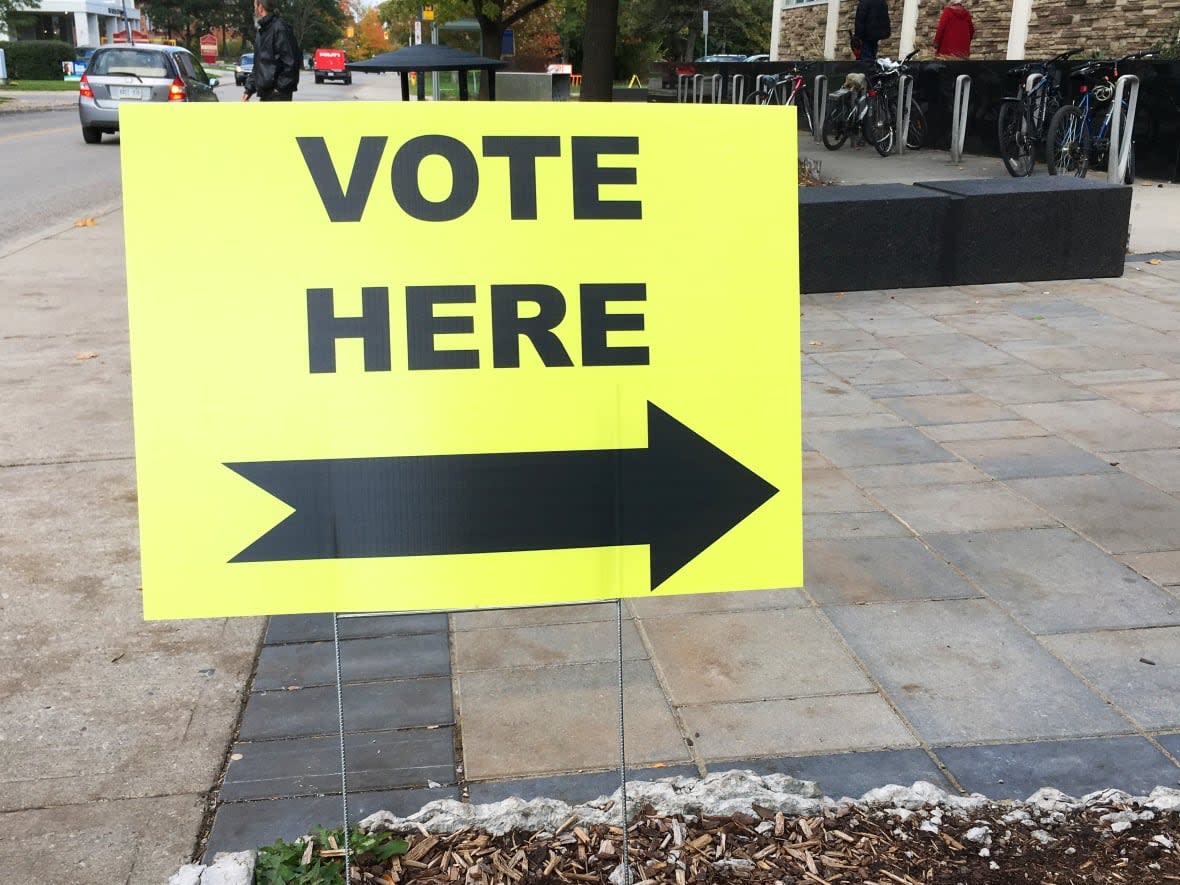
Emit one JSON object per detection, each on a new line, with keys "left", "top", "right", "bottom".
{"left": 936, "top": 738, "right": 1180, "bottom": 801}
{"left": 239, "top": 678, "right": 454, "bottom": 740}
{"left": 811, "top": 350, "right": 943, "bottom": 386}
{"left": 805, "top": 414, "right": 908, "bottom": 432}
{"left": 847, "top": 314, "right": 953, "bottom": 337}
{"left": 859, "top": 381, "right": 967, "bottom": 399}
{"left": 803, "top": 468, "right": 878, "bottom": 514}
{"left": 804, "top": 428, "right": 958, "bottom": 468}
{"left": 1007, "top": 474, "right": 1180, "bottom": 555}
{"left": 802, "top": 380, "right": 883, "bottom": 417}
{"left": 726, "top": 749, "right": 952, "bottom": 798}
{"left": 264, "top": 613, "right": 448, "bottom": 645}
{"left": 1157, "top": 734, "right": 1180, "bottom": 762}
{"left": 927, "top": 529, "right": 1180, "bottom": 633}
{"left": 805, "top": 537, "right": 978, "bottom": 606}
{"left": 1092, "top": 379, "right": 1180, "bottom": 412}
{"left": 679, "top": 693, "right": 916, "bottom": 759}
{"left": 452, "top": 602, "right": 614, "bottom": 631}
{"left": 1041, "top": 627, "right": 1180, "bottom": 730}
{"left": 825, "top": 599, "right": 1129, "bottom": 744}
{"left": 204, "top": 787, "right": 457, "bottom": 857}
{"left": 452, "top": 619, "right": 647, "bottom": 671}
{"left": 1009, "top": 299, "right": 1107, "bottom": 320}
{"left": 1120, "top": 551, "right": 1180, "bottom": 585}
{"left": 627, "top": 588, "right": 807, "bottom": 617}
{"left": 1062, "top": 368, "right": 1172, "bottom": 385}
{"left": 254, "top": 633, "right": 451, "bottom": 690}
{"left": 467, "top": 765, "right": 700, "bottom": 805}
{"left": 888, "top": 334, "right": 1028, "bottom": 378}
{"left": 945, "top": 436, "right": 1116, "bottom": 480}
{"left": 220, "top": 728, "right": 456, "bottom": 801}
{"left": 922, "top": 420, "right": 1051, "bottom": 442}
{"left": 936, "top": 312, "right": 1061, "bottom": 342}
{"left": 869, "top": 483, "right": 1056, "bottom": 534}
{"left": 844, "top": 462, "right": 988, "bottom": 489}
{"left": 999, "top": 343, "right": 1138, "bottom": 374}
{"left": 880, "top": 394, "right": 1015, "bottom": 427}
{"left": 457, "top": 661, "right": 689, "bottom": 779}
{"left": 962, "top": 375, "right": 1097, "bottom": 406}
{"left": 1013, "top": 400, "right": 1180, "bottom": 452}
{"left": 802, "top": 329, "right": 883, "bottom": 352}
{"left": 1111, "top": 449, "right": 1180, "bottom": 492}
{"left": 804, "top": 511, "right": 913, "bottom": 539}
{"left": 641, "top": 609, "right": 872, "bottom": 704}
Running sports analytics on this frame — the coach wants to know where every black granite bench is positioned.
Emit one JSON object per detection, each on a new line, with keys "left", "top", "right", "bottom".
{"left": 798, "top": 177, "right": 1131, "bottom": 294}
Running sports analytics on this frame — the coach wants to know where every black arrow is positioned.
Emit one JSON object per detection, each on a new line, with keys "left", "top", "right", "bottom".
{"left": 226, "top": 402, "right": 778, "bottom": 589}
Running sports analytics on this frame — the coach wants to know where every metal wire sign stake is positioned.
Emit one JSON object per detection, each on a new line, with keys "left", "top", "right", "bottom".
{"left": 615, "top": 598, "right": 633, "bottom": 885}
{"left": 333, "top": 613, "right": 353, "bottom": 881}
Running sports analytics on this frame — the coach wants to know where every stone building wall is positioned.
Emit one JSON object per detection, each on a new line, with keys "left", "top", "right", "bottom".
{"left": 776, "top": 0, "right": 1180, "bottom": 60}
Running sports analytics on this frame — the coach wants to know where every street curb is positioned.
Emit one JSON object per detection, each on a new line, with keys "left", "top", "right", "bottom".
{"left": 0, "top": 101, "right": 75, "bottom": 115}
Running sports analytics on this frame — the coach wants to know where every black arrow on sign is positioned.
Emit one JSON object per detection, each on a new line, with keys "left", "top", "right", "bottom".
{"left": 226, "top": 402, "right": 778, "bottom": 590}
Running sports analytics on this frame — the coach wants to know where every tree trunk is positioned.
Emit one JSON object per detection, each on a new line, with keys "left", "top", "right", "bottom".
{"left": 580, "top": 0, "right": 617, "bottom": 101}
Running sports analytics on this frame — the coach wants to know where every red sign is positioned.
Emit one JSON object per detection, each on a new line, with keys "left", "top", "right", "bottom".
{"left": 200, "top": 34, "right": 218, "bottom": 63}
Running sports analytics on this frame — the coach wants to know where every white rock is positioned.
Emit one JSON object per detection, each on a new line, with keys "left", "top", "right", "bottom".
{"left": 978, "top": 847, "right": 990, "bottom": 858}
{"left": 964, "top": 826, "right": 991, "bottom": 844}
{"left": 989, "top": 861, "right": 1000, "bottom": 870}
{"left": 1030, "top": 830, "right": 1054, "bottom": 845}
{"left": 1026, "top": 788, "right": 1078, "bottom": 814}
{"left": 1153, "top": 834, "right": 1175, "bottom": 850}
{"left": 1148, "top": 788, "right": 1180, "bottom": 813}
{"left": 167, "top": 864, "right": 204, "bottom": 885}
{"left": 201, "top": 851, "right": 255, "bottom": 885}
{"left": 918, "top": 820, "right": 940, "bottom": 834}
{"left": 1111, "top": 820, "right": 1133, "bottom": 834}
{"left": 714, "top": 858, "right": 755, "bottom": 871}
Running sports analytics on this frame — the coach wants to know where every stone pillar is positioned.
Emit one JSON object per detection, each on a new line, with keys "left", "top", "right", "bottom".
{"left": 771, "top": 0, "right": 786, "bottom": 59}
{"left": 1006, "top": 0, "right": 1031, "bottom": 58}
{"left": 73, "top": 11, "right": 92, "bottom": 45}
{"left": 824, "top": 0, "right": 842, "bottom": 58}
{"left": 898, "top": 0, "right": 921, "bottom": 56}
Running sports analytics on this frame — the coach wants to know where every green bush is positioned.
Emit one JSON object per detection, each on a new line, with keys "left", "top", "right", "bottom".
{"left": 0, "top": 40, "right": 74, "bottom": 80}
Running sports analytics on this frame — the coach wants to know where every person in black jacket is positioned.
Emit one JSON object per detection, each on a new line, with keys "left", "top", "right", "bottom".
{"left": 242, "top": 0, "right": 301, "bottom": 101}
{"left": 854, "top": 0, "right": 891, "bottom": 61}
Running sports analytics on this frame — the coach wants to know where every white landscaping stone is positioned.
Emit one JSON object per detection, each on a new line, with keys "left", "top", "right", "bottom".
{"left": 167, "top": 865, "right": 204, "bottom": 885}
{"left": 964, "top": 826, "right": 991, "bottom": 844}
{"left": 201, "top": 851, "right": 255, "bottom": 885}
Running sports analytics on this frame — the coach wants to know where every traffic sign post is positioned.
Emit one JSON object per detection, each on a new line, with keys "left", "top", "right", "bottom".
{"left": 121, "top": 102, "right": 803, "bottom": 621}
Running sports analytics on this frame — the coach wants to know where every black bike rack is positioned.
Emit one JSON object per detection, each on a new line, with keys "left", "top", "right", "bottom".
{"left": 798, "top": 177, "right": 1131, "bottom": 294}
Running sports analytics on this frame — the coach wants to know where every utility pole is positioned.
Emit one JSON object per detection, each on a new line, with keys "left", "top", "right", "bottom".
{"left": 581, "top": 0, "right": 618, "bottom": 101}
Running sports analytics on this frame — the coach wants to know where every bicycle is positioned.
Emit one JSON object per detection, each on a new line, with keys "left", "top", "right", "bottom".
{"left": 859, "top": 51, "right": 926, "bottom": 157}
{"left": 744, "top": 64, "right": 814, "bottom": 134}
{"left": 1046, "top": 50, "right": 1154, "bottom": 183}
{"left": 820, "top": 72, "right": 872, "bottom": 150}
{"left": 996, "top": 47, "right": 1083, "bottom": 177}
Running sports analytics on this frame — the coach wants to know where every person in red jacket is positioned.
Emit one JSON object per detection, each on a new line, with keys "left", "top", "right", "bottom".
{"left": 934, "top": 0, "right": 975, "bottom": 58}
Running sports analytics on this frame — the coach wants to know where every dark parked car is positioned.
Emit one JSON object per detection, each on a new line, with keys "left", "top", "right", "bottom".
{"left": 234, "top": 52, "right": 254, "bottom": 86}
{"left": 78, "top": 44, "right": 220, "bottom": 144}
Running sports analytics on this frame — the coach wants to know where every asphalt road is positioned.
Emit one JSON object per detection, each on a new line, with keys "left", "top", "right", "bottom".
{"left": 0, "top": 76, "right": 389, "bottom": 254}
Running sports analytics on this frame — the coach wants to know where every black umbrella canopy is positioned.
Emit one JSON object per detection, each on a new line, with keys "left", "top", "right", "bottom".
{"left": 347, "top": 43, "right": 507, "bottom": 73}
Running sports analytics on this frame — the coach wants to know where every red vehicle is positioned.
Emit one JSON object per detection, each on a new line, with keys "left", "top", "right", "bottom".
{"left": 314, "top": 48, "right": 351, "bottom": 85}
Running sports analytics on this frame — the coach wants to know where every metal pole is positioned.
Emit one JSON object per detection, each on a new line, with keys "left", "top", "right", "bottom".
{"left": 1108, "top": 74, "right": 1139, "bottom": 184}
{"left": 893, "top": 74, "right": 913, "bottom": 155}
{"left": 332, "top": 614, "right": 353, "bottom": 882}
{"left": 678, "top": 74, "right": 690, "bottom": 103}
{"left": 731, "top": 73, "right": 745, "bottom": 103}
{"left": 121, "top": 0, "right": 133, "bottom": 43}
{"left": 614, "top": 598, "right": 632, "bottom": 885}
{"left": 813, "top": 74, "right": 827, "bottom": 144}
{"left": 431, "top": 23, "right": 439, "bottom": 102}
{"left": 693, "top": 73, "right": 703, "bottom": 103}
{"left": 950, "top": 74, "right": 971, "bottom": 163}
{"left": 710, "top": 73, "right": 721, "bottom": 103}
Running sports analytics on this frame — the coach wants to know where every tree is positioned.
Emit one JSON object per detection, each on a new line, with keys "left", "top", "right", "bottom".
{"left": 1, "top": 0, "right": 39, "bottom": 36}
{"left": 284, "top": 0, "right": 347, "bottom": 51}
{"left": 341, "top": 5, "right": 389, "bottom": 58}
{"left": 580, "top": 0, "right": 615, "bottom": 100}
{"left": 377, "top": 0, "right": 551, "bottom": 62}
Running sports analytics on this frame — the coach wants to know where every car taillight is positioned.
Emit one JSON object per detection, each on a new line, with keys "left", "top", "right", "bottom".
{"left": 168, "top": 78, "right": 187, "bottom": 101}
{"left": 1079, "top": 84, "right": 1088, "bottom": 93}
{"left": 868, "top": 88, "right": 877, "bottom": 97}
{"left": 79, "top": 74, "right": 93, "bottom": 98}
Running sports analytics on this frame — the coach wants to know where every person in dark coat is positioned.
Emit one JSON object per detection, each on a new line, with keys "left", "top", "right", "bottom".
{"left": 854, "top": 0, "right": 891, "bottom": 61}
{"left": 934, "top": 0, "right": 975, "bottom": 58}
{"left": 242, "top": 0, "right": 301, "bottom": 101}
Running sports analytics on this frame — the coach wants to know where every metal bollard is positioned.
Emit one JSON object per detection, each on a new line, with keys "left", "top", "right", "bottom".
{"left": 0, "top": 49, "right": 7, "bottom": 86}
{"left": 731, "top": 74, "right": 745, "bottom": 104}
{"left": 693, "top": 74, "right": 704, "bottom": 103}
{"left": 677, "top": 74, "right": 691, "bottom": 103}
{"left": 950, "top": 74, "right": 971, "bottom": 163}
{"left": 813, "top": 74, "right": 828, "bottom": 143}
{"left": 710, "top": 73, "right": 722, "bottom": 103}
{"left": 893, "top": 74, "right": 914, "bottom": 155}
{"left": 1108, "top": 74, "right": 1139, "bottom": 183}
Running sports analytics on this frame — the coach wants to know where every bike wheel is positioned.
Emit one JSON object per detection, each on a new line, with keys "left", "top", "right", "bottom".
{"left": 863, "top": 94, "right": 894, "bottom": 157}
{"left": 997, "top": 101, "right": 1035, "bottom": 177}
{"left": 796, "top": 87, "right": 814, "bottom": 134}
{"left": 905, "top": 100, "right": 927, "bottom": 150}
{"left": 1047, "top": 104, "right": 1089, "bottom": 177}
{"left": 743, "top": 90, "right": 773, "bottom": 105}
{"left": 821, "top": 105, "right": 849, "bottom": 150}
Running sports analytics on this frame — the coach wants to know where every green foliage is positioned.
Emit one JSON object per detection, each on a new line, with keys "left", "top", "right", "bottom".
{"left": 284, "top": 0, "right": 348, "bottom": 53}
{"left": 1153, "top": 12, "right": 1180, "bottom": 59}
{"left": 1, "top": 0, "right": 39, "bottom": 34}
{"left": 254, "top": 826, "right": 409, "bottom": 885}
{"left": 0, "top": 40, "right": 71, "bottom": 80}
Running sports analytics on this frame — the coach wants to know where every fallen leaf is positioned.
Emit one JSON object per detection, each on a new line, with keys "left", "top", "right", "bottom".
{"left": 74, "top": 351, "right": 98, "bottom": 360}
{"left": 650, "top": 762, "right": 668, "bottom": 769}
{"left": 834, "top": 292, "right": 845, "bottom": 299}
{"left": 230, "top": 753, "right": 243, "bottom": 761}
{"left": 808, "top": 340, "right": 823, "bottom": 347}
{"left": 1147, "top": 259, "right": 1162, "bottom": 265}
{"left": 73, "top": 217, "right": 97, "bottom": 227}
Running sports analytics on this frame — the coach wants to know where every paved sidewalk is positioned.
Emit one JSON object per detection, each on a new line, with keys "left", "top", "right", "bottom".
{"left": 0, "top": 90, "right": 77, "bottom": 114}
{"left": 205, "top": 255, "right": 1180, "bottom": 856}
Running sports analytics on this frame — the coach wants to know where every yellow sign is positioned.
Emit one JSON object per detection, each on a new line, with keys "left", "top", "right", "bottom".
{"left": 121, "top": 102, "right": 802, "bottom": 620}
{"left": 422, "top": 5, "right": 434, "bottom": 20}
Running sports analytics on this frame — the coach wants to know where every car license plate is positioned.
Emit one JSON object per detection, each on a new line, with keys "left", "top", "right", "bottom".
{"left": 114, "top": 86, "right": 146, "bottom": 100}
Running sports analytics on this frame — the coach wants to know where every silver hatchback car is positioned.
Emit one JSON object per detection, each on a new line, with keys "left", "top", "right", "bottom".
{"left": 78, "top": 43, "right": 220, "bottom": 144}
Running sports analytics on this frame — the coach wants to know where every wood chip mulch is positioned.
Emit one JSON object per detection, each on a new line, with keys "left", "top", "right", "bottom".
{"left": 342, "top": 799, "right": 1180, "bottom": 884}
